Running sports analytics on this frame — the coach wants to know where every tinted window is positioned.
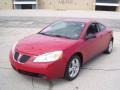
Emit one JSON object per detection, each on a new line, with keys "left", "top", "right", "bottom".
{"left": 87, "top": 23, "right": 99, "bottom": 35}
{"left": 98, "top": 23, "right": 106, "bottom": 31}
{"left": 39, "top": 21, "right": 85, "bottom": 39}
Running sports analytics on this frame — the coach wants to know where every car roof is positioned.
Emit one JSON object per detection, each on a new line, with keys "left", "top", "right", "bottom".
{"left": 62, "top": 18, "right": 97, "bottom": 23}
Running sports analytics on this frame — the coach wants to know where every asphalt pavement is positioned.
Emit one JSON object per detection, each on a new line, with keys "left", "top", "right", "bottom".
{"left": 0, "top": 27, "right": 120, "bottom": 90}
{"left": 0, "top": 17, "right": 120, "bottom": 30}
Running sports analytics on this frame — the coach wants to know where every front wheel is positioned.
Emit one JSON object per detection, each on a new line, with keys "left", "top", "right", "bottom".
{"left": 104, "top": 40, "right": 113, "bottom": 54}
{"left": 64, "top": 55, "right": 81, "bottom": 81}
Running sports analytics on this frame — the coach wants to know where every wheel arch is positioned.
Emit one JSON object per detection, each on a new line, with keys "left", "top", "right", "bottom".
{"left": 71, "top": 52, "right": 83, "bottom": 67}
{"left": 64, "top": 52, "right": 84, "bottom": 80}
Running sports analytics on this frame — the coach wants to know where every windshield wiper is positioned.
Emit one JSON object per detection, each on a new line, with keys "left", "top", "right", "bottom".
{"left": 52, "top": 35, "right": 72, "bottom": 39}
{"left": 39, "top": 33, "right": 53, "bottom": 36}
{"left": 39, "top": 33, "right": 72, "bottom": 39}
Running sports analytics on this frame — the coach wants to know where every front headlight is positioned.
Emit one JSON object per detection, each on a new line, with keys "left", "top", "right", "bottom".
{"left": 12, "top": 41, "right": 18, "bottom": 53}
{"left": 33, "top": 51, "right": 63, "bottom": 62}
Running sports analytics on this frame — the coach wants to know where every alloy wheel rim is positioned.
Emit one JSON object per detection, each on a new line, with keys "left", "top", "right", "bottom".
{"left": 69, "top": 58, "right": 80, "bottom": 78}
{"left": 108, "top": 41, "right": 113, "bottom": 53}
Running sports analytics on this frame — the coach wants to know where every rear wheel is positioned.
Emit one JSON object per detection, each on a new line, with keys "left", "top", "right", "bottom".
{"left": 104, "top": 40, "right": 113, "bottom": 54}
{"left": 64, "top": 55, "right": 81, "bottom": 81}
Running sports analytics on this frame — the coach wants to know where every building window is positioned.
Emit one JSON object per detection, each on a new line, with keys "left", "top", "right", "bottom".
{"left": 13, "top": 0, "right": 37, "bottom": 9}
{"left": 95, "top": 6, "right": 118, "bottom": 11}
{"left": 96, "top": 0, "right": 119, "bottom": 3}
{"left": 95, "top": 0, "right": 119, "bottom": 11}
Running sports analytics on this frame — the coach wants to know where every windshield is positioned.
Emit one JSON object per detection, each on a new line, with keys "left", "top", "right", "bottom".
{"left": 38, "top": 21, "right": 85, "bottom": 39}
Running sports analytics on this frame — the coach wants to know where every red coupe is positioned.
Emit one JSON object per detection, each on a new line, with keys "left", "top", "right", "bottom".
{"left": 9, "top": 19, "right": 113, "bottom": 81}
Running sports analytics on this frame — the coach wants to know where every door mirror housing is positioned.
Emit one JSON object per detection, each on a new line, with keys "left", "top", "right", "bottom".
{"left": 85, "top": 33, "right": 96, "bottom": 40}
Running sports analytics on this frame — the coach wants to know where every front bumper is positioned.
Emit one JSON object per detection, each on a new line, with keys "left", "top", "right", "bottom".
{"left": 9, "top": 50, "right": 66, "bottom": 80}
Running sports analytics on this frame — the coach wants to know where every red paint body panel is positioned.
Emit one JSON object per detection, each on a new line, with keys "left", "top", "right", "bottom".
{"left": 16, "top": 34, "right": 77, "bottom": 55}
{"left": 9, "top": 19, "right": 113, "bottom": 80}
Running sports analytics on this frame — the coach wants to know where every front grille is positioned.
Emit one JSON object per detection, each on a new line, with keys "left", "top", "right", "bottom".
{"left": 14, "top": 52, "right": 19, "bottom": 61}
{"left": 19, "top": 55, "right": 30, "bottom": 63}
{"left": 14, "top": 52, "right": 30, "bottom": 63}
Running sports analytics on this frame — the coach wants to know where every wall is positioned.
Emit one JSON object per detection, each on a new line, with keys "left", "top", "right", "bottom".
{"left": 117, "top": 6, "right": 120, "bottom": 12}
{"left": 38, "top": 0, "right": 95, "bottom": 10}
{"left": 0, "top": 0, "right": 12, "bottom": 9}
{"left": 117, "top": 0, "right": 120, "bottom": 12}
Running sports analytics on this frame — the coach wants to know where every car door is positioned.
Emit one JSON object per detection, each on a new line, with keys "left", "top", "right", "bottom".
{"left": 97, "top": 23, "right": 111, "bottom": 51}
{"left": 81, "top": 23, "right": 103, "bottom": 62}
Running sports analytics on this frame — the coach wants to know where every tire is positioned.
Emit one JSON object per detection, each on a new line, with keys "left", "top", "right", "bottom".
{"left": 64, "top": 55, "right": 81, "bottom": 81}
{"left": 104, "top": 40, "right": 113, "bottom": 54}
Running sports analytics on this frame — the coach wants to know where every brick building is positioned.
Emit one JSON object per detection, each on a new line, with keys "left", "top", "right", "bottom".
{"left": 0, "top": 0, "right": 120, "bottom": 12}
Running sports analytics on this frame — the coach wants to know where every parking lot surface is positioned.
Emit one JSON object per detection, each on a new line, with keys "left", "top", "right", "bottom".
{"left": 0, "top": 16, "right": 120, "bottom": 90}
{"left": 0, "top": 17, "right": 120, "bottom": 30}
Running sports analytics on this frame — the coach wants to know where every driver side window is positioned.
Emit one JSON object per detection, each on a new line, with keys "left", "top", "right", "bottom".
{"left": 86, "top": 23, "right": 99, "bottom": 35}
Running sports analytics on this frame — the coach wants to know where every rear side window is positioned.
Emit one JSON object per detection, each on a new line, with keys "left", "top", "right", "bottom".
{"left": 98, "top": 23, "right": 106, "bottom": 31}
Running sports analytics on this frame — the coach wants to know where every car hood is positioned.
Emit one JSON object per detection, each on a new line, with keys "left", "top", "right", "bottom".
{"left": 16, "top": 34, "right": 77, "bottom": 55}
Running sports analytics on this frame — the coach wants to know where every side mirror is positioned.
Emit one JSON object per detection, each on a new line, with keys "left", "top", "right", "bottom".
{"left": 85, "top": 33, "right": 96, "bottom": 40}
